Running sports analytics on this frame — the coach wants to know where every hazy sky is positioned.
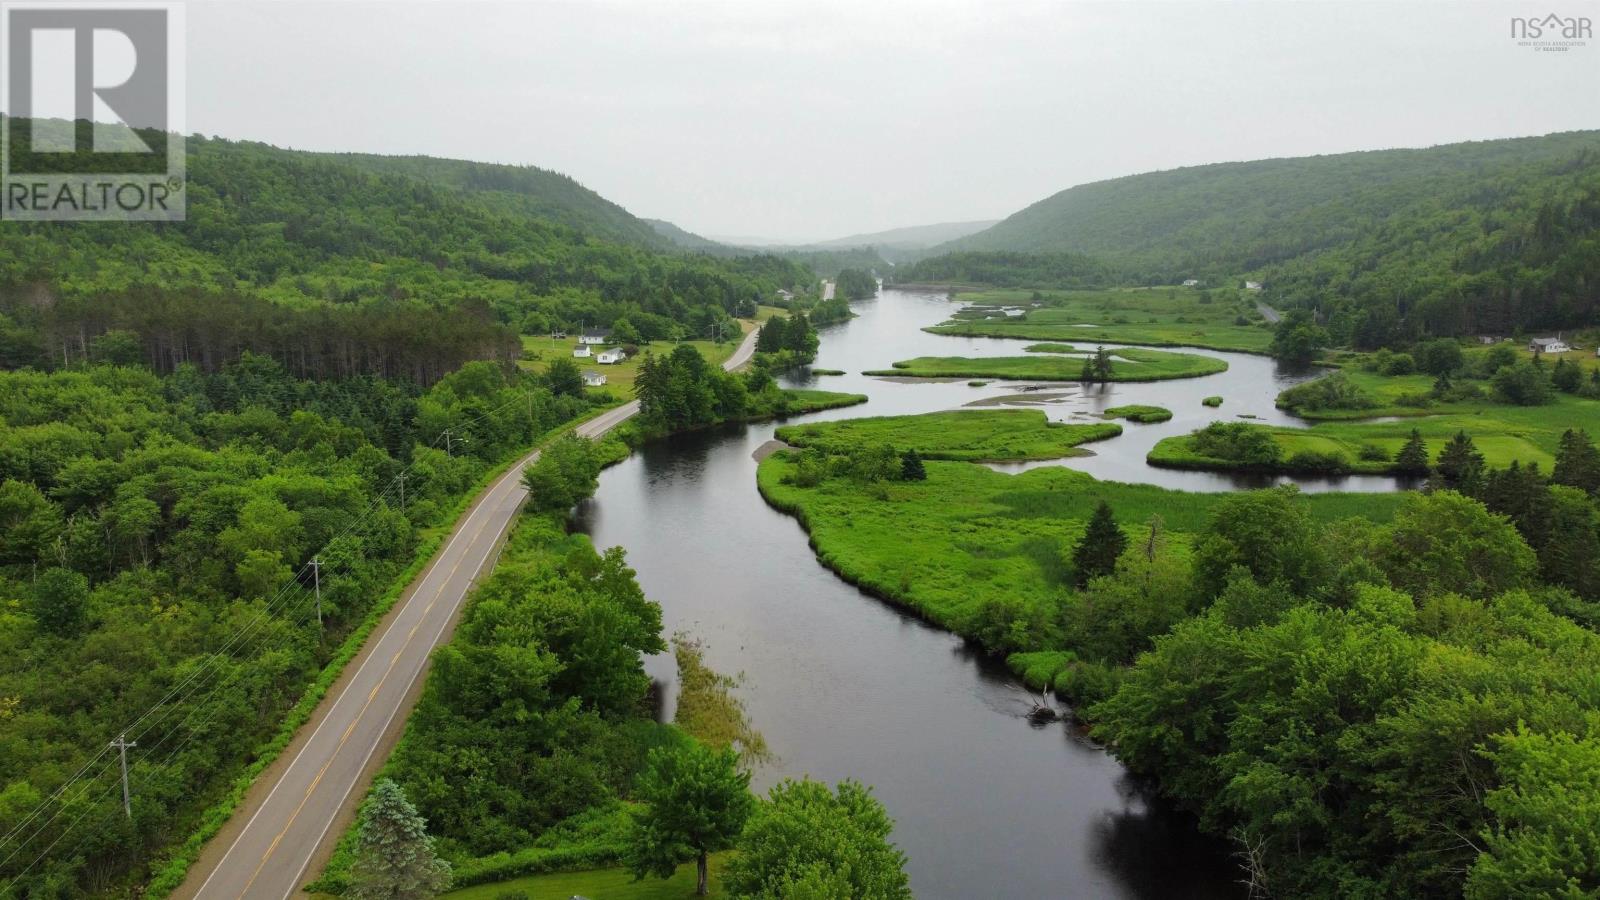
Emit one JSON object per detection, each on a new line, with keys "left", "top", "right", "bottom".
{"left": 181, "top": 0, "right": 1598, "bottom": 242}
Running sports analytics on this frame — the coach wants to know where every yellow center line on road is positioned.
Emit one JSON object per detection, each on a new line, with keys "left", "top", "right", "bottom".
{"left": 231, "top": 501, "right": 502, "bottom": 900}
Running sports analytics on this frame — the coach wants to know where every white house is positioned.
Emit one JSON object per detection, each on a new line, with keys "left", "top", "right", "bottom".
{"left": 597, "top": 348, "right": 627, "bottom": 365}
{"left": 579, "top": 329, "right": 612, "bottom": 345}
{"left": 582, "top": 370, "right": 607, "bottom": 387}
{"left": 1244, "top": 281, "right": 1263, "bottom": 292}
{"left": 1529, "top": 336, "right": 1570, "bottom": 354}
{"left": 572, "top": 345, "right": 592, "bottom": 358}
{"left": 1182, "top": 279, "right": 1201, "bottom": 287}
{"left": 775, "top": 289, "right": 794, "bottom": 303}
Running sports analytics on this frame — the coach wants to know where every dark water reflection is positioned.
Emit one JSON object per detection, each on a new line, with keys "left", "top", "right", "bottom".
{"left": 572, "top": 289, "right": 1402, "bottom": 898}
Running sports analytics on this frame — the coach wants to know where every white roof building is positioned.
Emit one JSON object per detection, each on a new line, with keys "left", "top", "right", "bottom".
{"left": 1529, "top": 337, "right": 1570, "bottom": 354}
{"left": 597, "top": 348, "right": 627, "bottom": 364}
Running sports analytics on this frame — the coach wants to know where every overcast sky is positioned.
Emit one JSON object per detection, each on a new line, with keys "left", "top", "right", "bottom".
{"left": 182, "top": 0, "right": 1598, "bottom": 243}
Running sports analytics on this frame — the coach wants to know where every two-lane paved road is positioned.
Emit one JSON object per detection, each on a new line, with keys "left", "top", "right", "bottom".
{"left": 181, "top": 327, "right": 760, "bottom": 900}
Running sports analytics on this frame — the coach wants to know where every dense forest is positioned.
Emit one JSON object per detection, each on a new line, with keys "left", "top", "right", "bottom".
{"left": 0, "top": 121, "right": 818, "bottom": 381}
{"left": 0, "top": 355, "right": 600, "bottom": 894}
{"left": 915, "top": 131, "right": 1600, "bottom": 342}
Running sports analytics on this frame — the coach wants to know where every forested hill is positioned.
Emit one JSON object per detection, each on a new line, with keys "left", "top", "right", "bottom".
{"left": 318, "top": 151, "right": 670, "bottom": 248}
{"left": 0, "top": 123, "right": 814, "bottom": 382}
{"left": 943, "top": 131, "right": 1600, "bottom": 273}
{"left": 922, "top": 131, "right": 1600, "bottom": 341}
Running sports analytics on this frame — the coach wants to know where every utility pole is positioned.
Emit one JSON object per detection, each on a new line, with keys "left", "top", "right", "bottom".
{"left": 443, "top": 429, "right": 453, "bottom": 457}
{"left": 110, "top": 734, "right": 135, "bottom": 818}
{"left": 396, "top": 472, "right": 407, "bottom": 510}
{"left": 311, "top": 556, "right": 322, "bottom": 627}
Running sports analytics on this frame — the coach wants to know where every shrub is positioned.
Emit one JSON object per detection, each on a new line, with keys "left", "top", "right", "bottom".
{"left": 1189, "top": 422, "right": 1282, "bottom": 466}
{"left": 1277, "top": 372, "right": 1378, "bottom": 411}
{"left": 1358, "top": 443, "right": 1391, "bottom": 462}
{"left": 1381, "top": 353, "right": 1416, "bottom": 376}
{"left": 1286, "top": 450, "right": 1351, "bottom": 474}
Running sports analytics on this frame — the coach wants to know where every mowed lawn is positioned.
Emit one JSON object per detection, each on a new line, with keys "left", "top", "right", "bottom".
{"left": 862, "top": 347, "right": 1227, "bottom": 382}
{"left": 518, "top": 320, "right": 754, "bottom": 396}
{"left": 925, "top": 287, "right": 1276, "bottom": 353}
{"left": 441, "top": 856, "right": 729, "bottom": 900}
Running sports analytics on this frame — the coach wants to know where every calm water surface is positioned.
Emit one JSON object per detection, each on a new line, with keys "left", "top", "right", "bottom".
{"left": 575, "top": 289, "right": 1396, "bottom": 898}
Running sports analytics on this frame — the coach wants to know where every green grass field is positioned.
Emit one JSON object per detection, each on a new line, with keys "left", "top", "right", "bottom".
{"left": 1273, "top": 365, "right": 1600, "bottom": 469}
{"left": 519, "top": 320, "right": 754, "bottom": 396}
{"left": 758, "top": 446, "right": 1405, "bottom": 641}
{"left": 926, "top": 288, "right": 1274, "bottom": 354}
{"left": 442, "top": 855, "right": 730, "bottom": 900}
{"left": 863, "top": 347, "right": 1227, "bottom": 382}
{"left": 776, "top": 410, "right": 1121, "bottom": 461}
{"left": 1102, "top": 405, "right": 1172, "bottom": 424}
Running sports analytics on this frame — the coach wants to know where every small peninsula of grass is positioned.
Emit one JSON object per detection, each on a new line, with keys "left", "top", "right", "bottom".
{"left": 1102, "top": 405, "right": 1172, "bottom": 424}
{"left": 862, "top": 347, "right": 1226, "bottom": 382}
{"left": 757, "top": 435, "right": 1404, "bottom": 654}
{"left": 925, "top": 287, "right": 1273, "bottom": 354}
{"left": 1023, "top": 342, "right": 1079, "bottom": 353}
{"left": 1202, "top": 395, "right": 1223, "bottom": 407}
{"left": 776, "top": 410, "right": 1120, "bottom": 461}
{"left": 810, "top": 368, "right": 846, "bottom": 376}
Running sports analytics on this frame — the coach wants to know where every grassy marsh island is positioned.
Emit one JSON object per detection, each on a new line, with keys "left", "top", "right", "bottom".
{"left": 862, "top": 347, "right": 1226, "bottom": 382}
{"left": 925, "top": 287, "right": 1274, "bottom": 354}
{"left": 775, "top": 410, "right": 1120, "bottom": 461}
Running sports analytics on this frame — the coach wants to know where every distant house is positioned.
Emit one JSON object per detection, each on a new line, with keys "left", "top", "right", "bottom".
{"left": 1529, "top": 336, "right": 1570, "bottom": 354}
{"left": 582, "top": 370, "right": 607, "bottom": 387}
{"left": 1182, "top": 279, "right": 1201, "bottom": 287}
{"left": 1243, "top": 281, "right": 1263, "bottom": 292}
{"left": 597, "top": 347, "right": 627, "bottom": 364}
{"left": 572, "top": 345, "right": 592, "bottom": 358}
{"left": 1477, "top": 335, "right": 1499, "bottom": 345}
{"left": 579, "top": 329, "right": 612, "bottom": 345}
{"left": 775, "top": 289, "right": 794, "bottom": 303}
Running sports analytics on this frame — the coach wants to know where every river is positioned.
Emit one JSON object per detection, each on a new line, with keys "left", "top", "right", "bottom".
{"left": 574, "top": 288, "right": 1392, "bottom": 898}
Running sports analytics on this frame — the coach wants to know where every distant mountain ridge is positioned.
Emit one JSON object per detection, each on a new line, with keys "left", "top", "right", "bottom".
{"left": 940, "top": 131, "right": 1600, "bottom": 278}
{"left": 924, "top": 130, "right": 1600, "bottom": 340}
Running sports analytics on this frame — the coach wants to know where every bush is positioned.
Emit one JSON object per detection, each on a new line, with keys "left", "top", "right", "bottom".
{"left": 1189, "top": 422, "right": 1282, "bottom": 465}
{"left": 1286, "top": 450, "right": 1351, "bottom": 474}
{"left": 1358, "top": 443, "right": 1391, "bottom": 462}
{"left": 1381, "top": 353, "right": 1417, "bottom": 375}
{"left": 1277, "top": 372, "right": 1378, "bottom": 411}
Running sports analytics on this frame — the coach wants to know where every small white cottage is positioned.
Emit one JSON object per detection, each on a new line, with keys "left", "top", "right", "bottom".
{"left": 1529, "top": 336, "right": 1571, "bottom": 354}
{"left": 582, "top": 370, "right": 607, "bottom": 387}
{"left": 1244, "top": 281, "right": 1263, "bottom": 292}
{"left": 572, "top": 345, "right": 592, "bottom": 358}
{"left": 1182, "top": 279, "right": 1201, "bottom": 287}
{"left": 579, "top": 329, "right": 612, "bottom": 346}
{"left": 597, "top": 348, "right": 627, "bottom": 365}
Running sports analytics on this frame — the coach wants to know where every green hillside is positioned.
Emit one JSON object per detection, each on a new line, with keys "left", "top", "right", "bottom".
{"left": 0, "top": 123, "right": 814, "bottom": 379}
{"left": 316, "top": 151, "right": 670, "bottom": 248}
{"left": 924, "top": 131, "right": 1600, "bottom": 342}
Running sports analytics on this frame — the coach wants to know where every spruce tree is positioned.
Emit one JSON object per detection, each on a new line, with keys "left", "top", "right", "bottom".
{"left": 349, "top": 780, "right": 451, "bottom": 900}
{"left": 1073, "top": 500, "right": 1127, "bottom": 587}
{"left": 900, "top": 448, "right": 927, "bottom": 481}
{"left": 1553, "top": 428, "right": 1600, "bottom": 495}
{"left": 1394, "top": 429, "right": 1430, "bottom": 476}
{"left": 1433, "top": 431, "right": 1486, "bottom": 495}
{"left": 1553, "top": 357, "right": 1582, "bottom": 393}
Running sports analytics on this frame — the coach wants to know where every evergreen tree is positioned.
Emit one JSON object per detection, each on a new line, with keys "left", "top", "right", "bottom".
{"left": 1073, "top": 500, "right": 1128, "bottom": 587}
{"left": 899, "top": 449, "right": 926, "bottom": 481}
{"left": 1394, "top": 429, "right": 1430, "bottom": 475}
{"left": 756, "top": 319, "right": 786, "bottom": 354}
{"left": 1433, "top": 431, "right": 1486, "bottom": 495}
{"left": 1552, "top": 357, "right": 1582, "bottom": 393}
{"left": 1093, "top": 346, "right": 1114, "bottom": 380}
{"left": 348, "top": 779, "right": 451, "bottom": 900}
{"left": 1552, "top": 428, "right": 1600, "bottom": 495}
